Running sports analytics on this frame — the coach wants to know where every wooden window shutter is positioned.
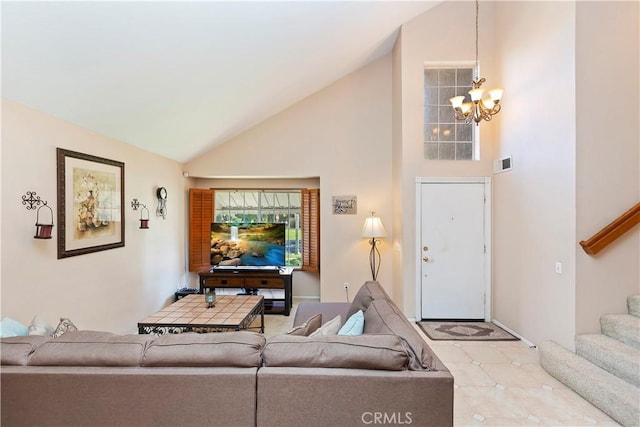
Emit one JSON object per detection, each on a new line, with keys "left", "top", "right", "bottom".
{"left": 189, "top": 188, "right": 214, "bottom": 272}
{"left": 301, "top": 188, "right": 320, "bottom": 272}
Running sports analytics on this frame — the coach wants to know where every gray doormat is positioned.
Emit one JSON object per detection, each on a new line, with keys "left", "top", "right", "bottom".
{"left": 417, "top": 321, "right": 519, "bottom": 341}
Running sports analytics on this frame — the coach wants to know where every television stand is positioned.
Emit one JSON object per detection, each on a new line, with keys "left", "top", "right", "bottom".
{"left": 198, "top": 267, "right": 293, "bottom": 316}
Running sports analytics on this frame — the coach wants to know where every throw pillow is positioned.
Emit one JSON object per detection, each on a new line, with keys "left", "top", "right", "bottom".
{"left": 0, "top": 317, "right": 29, "bottom": 338}
{"left": 287, "top": 313, "right": 322, "bottom": 336}
{"left": 338, "top": 310, "right": 364, "bottom": 336}
{"left": 309, "top": 315, "right": 342, "bottom": 337}
{"left": 52, "top": 318, "right": 78, "bottom": 338}
{"left": 28, "top": 316, "right": 55, "bottom": 336}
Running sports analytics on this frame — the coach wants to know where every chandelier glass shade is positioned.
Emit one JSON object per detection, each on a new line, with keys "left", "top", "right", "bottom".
{"left": 449, "top": 0, "right": 503, "bottom": 125}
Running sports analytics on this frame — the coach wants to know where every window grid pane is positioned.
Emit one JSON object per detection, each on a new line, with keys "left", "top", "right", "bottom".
{"left": 424, "top": 66, "right": 476, "bottom": 160}
{"left": 214, "top": 190, "right": 302, "bottom": 267}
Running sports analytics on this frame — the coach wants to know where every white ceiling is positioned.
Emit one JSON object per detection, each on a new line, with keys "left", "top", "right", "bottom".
{"left": 2, "top": 1, "right": 440, "bottom": 163}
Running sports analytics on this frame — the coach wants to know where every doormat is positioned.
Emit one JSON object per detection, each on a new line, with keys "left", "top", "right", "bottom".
{"left": 416, "top": 321, "right": 519, "bottom": 341}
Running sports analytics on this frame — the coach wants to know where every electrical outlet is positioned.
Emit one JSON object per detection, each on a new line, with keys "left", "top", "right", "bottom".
{"left": 343, "top": 282, "right": 349, "bottom": 290}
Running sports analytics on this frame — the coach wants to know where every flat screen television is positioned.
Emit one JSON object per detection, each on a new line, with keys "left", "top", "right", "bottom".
{"left": 210, "top": 222, "right": 286, "bottom": 268}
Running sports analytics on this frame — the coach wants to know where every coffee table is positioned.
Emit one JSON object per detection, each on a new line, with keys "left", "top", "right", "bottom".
{"left": 138, "top": 294, "right": 264, "bottom": 335}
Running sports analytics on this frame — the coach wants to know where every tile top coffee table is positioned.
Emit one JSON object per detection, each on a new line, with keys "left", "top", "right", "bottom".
{"left": 138, "top": 294, "right": 264, "bottom": 335}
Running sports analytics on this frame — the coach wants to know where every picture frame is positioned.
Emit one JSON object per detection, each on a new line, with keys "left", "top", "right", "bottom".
{"left": 56, "top": 148, "right": 125, "bottom": 259}
{"left": 332, "top": 195, "right": 357, "bottom": 215}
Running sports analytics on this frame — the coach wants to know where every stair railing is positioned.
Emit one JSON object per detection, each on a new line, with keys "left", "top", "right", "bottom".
{"left": 580, "top": 202, "right": 640, "bottom": 255}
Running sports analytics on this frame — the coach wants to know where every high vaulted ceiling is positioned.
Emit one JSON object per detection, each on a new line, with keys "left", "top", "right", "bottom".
{"left": 2, "top": 1, "right": 440, "bottom": 163}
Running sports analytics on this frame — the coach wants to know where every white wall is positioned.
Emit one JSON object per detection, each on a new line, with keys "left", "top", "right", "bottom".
{"left": 186, "top": 56, "right": 394, "bottom": 302}
{"left": 492, "top": 1, "right": 577, "bottom": 349}
{"left": 394, "top": 1, "right": 496, "bottom": 317}
{"left": 575, "top": 1, "right": 640, "bottom": 334}
{"left": 391, "top": 30, "right": 405, "bottom": 307}
{"left": 1, "top": 99, "right": 187, "bottom": 334}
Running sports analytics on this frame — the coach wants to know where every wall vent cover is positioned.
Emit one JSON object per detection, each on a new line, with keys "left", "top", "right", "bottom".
{"left": 493, "top": 155, "right": 513, "bottom": 174}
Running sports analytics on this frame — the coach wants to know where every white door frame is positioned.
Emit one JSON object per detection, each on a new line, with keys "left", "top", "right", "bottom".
{"left": 415, "top": 177, "right": 492, "bottom": 321}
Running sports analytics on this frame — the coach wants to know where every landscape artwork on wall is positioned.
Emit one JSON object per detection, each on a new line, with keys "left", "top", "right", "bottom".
{"left": 56, "top": 148, "right": 125, "bottom": 258}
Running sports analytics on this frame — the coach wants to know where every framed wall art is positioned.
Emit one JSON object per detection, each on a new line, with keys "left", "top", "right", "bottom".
{"left": 332, "top": 195, "right": 357, "bottom": 215}
{"left": 56, "top": 148, "right": 125, "bottom": 258}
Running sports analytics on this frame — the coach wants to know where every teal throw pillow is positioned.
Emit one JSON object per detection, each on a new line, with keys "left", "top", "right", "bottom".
{"left": 0, "top": 317, "right": 29, "bottom": 338}
{"left": 338, "top": 310, "right": 364, "bottom": 336}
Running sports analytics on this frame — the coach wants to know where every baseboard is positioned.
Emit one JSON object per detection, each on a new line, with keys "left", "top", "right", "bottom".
{"left": 492, "top": 319, "right": 536, "bottom": 348}
{"left": 292, "top": 296, "right": 320, "bottom": 301}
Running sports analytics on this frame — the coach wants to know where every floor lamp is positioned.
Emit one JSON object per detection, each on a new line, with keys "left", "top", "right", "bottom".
{"left": 362, "top": 212, "right": 386, "bottom": 281}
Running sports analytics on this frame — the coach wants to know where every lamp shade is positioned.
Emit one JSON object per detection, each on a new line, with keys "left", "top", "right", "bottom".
{"left": 362, "top": 215, "right": 387, "bottom": 238}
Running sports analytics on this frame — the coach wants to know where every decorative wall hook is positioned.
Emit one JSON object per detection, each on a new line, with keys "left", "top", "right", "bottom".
{"left": 22, "top": 191, "right": 44, "bottom": 210}
{"left": 131, "top": 199, "right": 149, "bottom": 229}
{"left": 22, "top": 191, "right": 54, "bottom": 239}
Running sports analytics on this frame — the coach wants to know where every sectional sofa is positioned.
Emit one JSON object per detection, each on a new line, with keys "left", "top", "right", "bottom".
{"left": 1, "top": 281, "right": 453, "bottom": 427}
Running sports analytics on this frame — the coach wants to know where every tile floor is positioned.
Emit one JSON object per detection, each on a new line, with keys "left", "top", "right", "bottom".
{"left": 263, "top": 302, "right": 620, "bottom": 427}
{"left": 419, "top": 335, "right": 619, "bottom": 426}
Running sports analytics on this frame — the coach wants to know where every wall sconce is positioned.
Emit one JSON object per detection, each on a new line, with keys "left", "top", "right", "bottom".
{"left": 22, "top": 191, "right": 54, "bottom": 239}
{"left": 131, "top": 199, "right": 150, "bottom": 229}
{"left": 362, "top": 212, "right": 387, "bottom": 281}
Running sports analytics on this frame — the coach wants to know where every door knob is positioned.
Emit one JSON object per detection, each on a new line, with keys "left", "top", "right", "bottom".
{"left": 423, "top": 256, "right": 430, "bottom": 262}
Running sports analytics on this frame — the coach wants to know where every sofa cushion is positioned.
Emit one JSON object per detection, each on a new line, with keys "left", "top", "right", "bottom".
{"left": 364, "top": 299, "right": 434, "bottom": 371}
{"left": 287, "top": 313, "right": 322, "bottom": 336}
{"left": 142, "top": 331, "right": 265, "bottom": 367}
{"left": 1, "top": 335, "right": 51, "bottom": 365}
{"left": 262, "top": 334, "right": 408, "bottom": 370}
{"left": 308, "top": 315, "right": 342, "bottom": 337}
{"left": 28, "top": 331, "right": 153, "bottom": 367}
{"left": 338, "top": 310, "right": 364, "bottom": 336}
{"left": 345, "top": 281, "right": 390, "bottom": 320}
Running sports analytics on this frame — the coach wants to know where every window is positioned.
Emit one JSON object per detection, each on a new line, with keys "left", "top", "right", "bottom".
{"left": 188, "top": 188, "right": 319, "bottom": 272}
{"left": 424, "top": 66, "right": 476, "bottom": 160}
{"left": 214, "top": 190, "right": 302, "bottom": 267}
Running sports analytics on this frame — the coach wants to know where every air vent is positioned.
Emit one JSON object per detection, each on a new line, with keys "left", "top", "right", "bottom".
{"left": 493, "top": 155, "right": 513, "bottom": 174}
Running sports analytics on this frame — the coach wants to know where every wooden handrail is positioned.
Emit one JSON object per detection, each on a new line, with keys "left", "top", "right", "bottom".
{"left": 580, "top": 202, "right": 640, "bottom": 255}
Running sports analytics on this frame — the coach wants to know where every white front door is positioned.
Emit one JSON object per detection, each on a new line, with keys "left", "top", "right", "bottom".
{"left": 417, "top": 178, "right": 490, "bottom": 320}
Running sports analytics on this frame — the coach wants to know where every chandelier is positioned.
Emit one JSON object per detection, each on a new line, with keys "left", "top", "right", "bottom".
{"left": 450, "top": 0, "right": 503, "bottom": 125}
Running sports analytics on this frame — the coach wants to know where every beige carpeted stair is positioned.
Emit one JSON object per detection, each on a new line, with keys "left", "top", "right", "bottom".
{"left": 628, "top": 294, "right": 640, "bottom": 318}
{"left": 575, "top": 333, "right": 640, "bottom": 388}
{"left": 601, "top": 313, "right": 640, "bottom": 349}
{"left": 540, "top": 295, "right": 640, "bottom": 427}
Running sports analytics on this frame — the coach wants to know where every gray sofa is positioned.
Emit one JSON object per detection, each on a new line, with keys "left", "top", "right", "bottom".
{"left": 1, "top": 281, "right": 453, "bottom": 427}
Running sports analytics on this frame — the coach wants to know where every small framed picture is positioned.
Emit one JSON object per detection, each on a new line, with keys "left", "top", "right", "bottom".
{"left": 332, "top": 195, "right": 357, "bottom": 215}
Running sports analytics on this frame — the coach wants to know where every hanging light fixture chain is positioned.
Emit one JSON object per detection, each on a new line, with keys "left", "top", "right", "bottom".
{"left": 448, "top": 0, "right": 503, "bottom": 125}
{"left": 475, "top": 0, "right": 479, "bottom": 80}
